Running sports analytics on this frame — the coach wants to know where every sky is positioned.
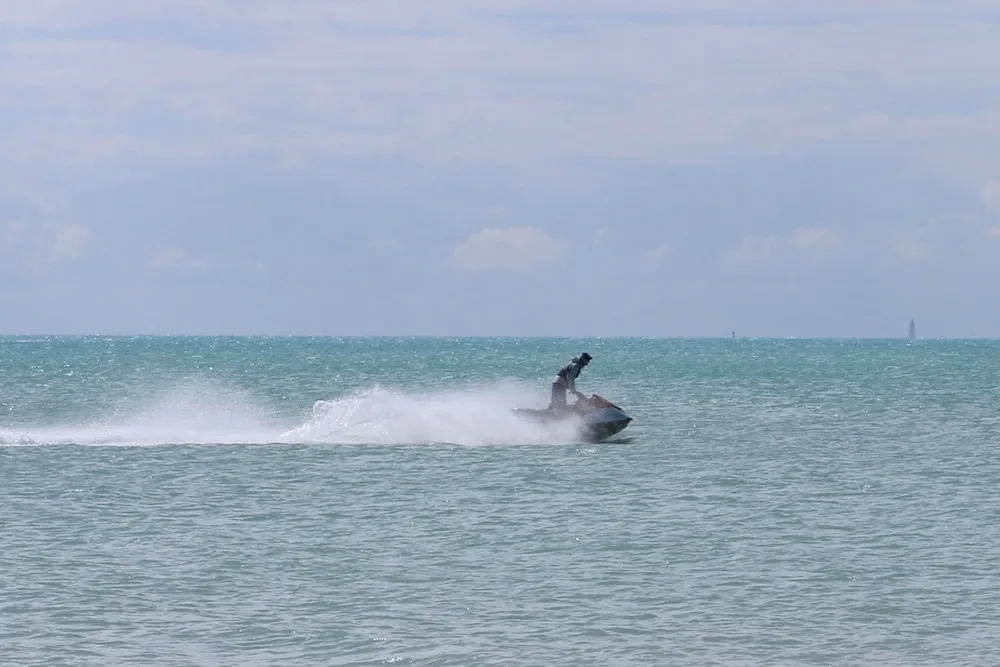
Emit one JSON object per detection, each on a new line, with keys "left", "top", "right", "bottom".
{"left": 2, "top": 0, "right": 1000, "bottom": 337}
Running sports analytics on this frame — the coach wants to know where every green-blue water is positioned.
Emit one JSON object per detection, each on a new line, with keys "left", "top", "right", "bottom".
{"left": 3, "top": 337, "right": 1000, "bottom": 665}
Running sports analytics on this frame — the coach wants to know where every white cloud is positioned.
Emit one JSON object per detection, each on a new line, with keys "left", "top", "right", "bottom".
{"left": 146, "top": 247, "right": 212, "bottom": 272}
{"left": 725, "top": 235, "right": 781, "bottom": 267}
{"left": 645, "top": 245, "right": 670, "bottom": 263}
{"left": 982, "top": 182, "right": 1000, "bottom": 212}
{"left": 452, "top": 226, "right": 564, "bottom": 272}
{"left": 790, "top": 227, "right": 841, "bottom": 251}
{"left": 51, "top": 223, "right": 93, "bottom": 262}
{"left": 146, "top": 247, "right": 186, "bottom": 271}
{"left": 2, "top": 0, "right": 1000, "bottom": 175}
{"left": 724, "top": 226, "right": 842, "bottom": 268}
{"left": 1, "top": 220, "right": 94, "bottom": 273}
{"left": 890, "top": 230, "right": 934, "bottom": 261}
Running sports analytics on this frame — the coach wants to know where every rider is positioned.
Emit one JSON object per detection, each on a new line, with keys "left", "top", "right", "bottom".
{"left": 548, "top": 352, "right": 592, "bottom": 411}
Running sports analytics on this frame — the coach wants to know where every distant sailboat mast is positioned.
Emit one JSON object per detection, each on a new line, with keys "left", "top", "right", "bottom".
{"left": 908, "top": 319, "right": 916, "bottom": 340}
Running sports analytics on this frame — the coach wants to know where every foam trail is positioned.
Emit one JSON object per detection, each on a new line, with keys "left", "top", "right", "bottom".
{"left": 282, "top": 385, "right": 583, "bottom": 446}
{"left": 0, "top": 382, "right": 583, "bottom": 447}
{"left": 0, "top": 383, "right": 286, "bottom": 447}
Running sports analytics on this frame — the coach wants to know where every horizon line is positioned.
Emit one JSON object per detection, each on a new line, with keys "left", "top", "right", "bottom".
{"left": 0, "top": 333, "right": 992, "bottom": 341}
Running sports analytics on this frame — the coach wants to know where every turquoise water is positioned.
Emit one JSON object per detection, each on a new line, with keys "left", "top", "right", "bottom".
{"left": 3, "top": 337, "right": 1000, "bottom": 665}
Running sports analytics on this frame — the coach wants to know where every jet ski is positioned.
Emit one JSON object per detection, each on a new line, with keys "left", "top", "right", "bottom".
{"left": 512, "top": 394, "right": 633, "bottom": 442}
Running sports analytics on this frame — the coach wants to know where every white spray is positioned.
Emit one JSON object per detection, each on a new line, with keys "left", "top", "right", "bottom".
{"left": 0, "top": 381, "right": 582, "bottom": 447}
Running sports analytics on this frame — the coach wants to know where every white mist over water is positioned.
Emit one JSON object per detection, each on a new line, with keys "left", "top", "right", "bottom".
{"left": 0, "top": 381, "right": 581, "bottom": 447}
{"left": 0, "top": 382, "right": 284, "bottom": 447}
{"left": 283, "top": 385, "right": 583, "bottom": 446}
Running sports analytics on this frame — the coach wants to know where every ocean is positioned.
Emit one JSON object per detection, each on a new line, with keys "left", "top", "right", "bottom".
{"left": 2, "top": 336, "right": 999, "bottom": 665}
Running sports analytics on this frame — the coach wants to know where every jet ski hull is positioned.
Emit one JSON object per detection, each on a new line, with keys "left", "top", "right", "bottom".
{"left": 581, "top": 406, "right": 633, "bottom": 441}
{"left": 512, "top": 394, "right": 633, "bottom": 442}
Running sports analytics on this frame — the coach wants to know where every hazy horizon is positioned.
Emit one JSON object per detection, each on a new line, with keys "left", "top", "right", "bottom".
{"left": 0, "top": 331, "right": 980, "bottom": 341}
